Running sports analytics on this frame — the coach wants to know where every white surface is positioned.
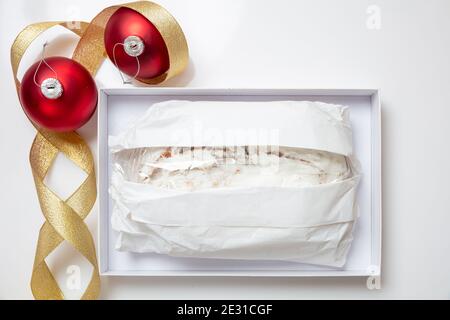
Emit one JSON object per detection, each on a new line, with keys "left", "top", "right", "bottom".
{"left": 101, "top": 90, "right": 371, "bottom": 272}
{"left": 0, "top": 0, "right": 449, "bottom": 299}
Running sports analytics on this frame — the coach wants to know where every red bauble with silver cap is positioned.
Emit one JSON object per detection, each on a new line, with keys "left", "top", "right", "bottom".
{"left": 19, "top": 57, "right": 98, "bottom": 132}
{"left": 104, "top": 7, "right": 170, "bottom": 80}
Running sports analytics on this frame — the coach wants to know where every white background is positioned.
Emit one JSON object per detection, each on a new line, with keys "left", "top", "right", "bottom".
{"left": 0, "top": 0, "right": 449, "bottom": 299}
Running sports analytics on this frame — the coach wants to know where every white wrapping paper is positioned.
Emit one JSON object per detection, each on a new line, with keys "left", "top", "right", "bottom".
{"left": 109, "top": 100, "right": 360, "bottom": 267}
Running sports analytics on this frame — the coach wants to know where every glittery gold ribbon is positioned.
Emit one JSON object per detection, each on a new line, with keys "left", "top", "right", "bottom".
{"left": 11, "top": 21, "right": 101, "bottom": 300}
{"left": 11, "top": 1, "right": 189, "bottom": 300}
{"left": 74, "top": 1, "right": 189, "bottom": 84}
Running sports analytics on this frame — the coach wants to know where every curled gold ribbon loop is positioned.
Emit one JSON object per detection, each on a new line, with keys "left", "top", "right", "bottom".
{"left": 73, "top": 1, "right": 189, "bottom": 84}
{"left": 30, "top": 132, "right": 99, "bottom": 300}
{"left": 11, "top": 1, "right": 189, "bottom": 300}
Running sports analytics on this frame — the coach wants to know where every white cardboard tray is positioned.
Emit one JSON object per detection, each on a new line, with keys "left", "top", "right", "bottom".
{"left": 98, "top": 88, "right": 382, "bottom": 277}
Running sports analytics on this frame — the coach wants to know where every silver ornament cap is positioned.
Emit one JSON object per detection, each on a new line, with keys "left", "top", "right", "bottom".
{"left": 123, "top": 35, "right": 145, "bottom": 57}
{"left": 40, "top": 78, "right": 63, "bottom": 100}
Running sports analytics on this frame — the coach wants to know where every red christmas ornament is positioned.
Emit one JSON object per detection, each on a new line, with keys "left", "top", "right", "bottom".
{"left": 19, "top": 57, "right": 98, "bottom": 132}
{"left": 104, "top": 7, "right": 170, "bottom": 80}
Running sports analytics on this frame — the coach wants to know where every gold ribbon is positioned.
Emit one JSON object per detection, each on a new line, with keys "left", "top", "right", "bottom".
{"left": 10, "top": 1, "right": 188, "bottom": 300}
{"left": 11, "top": 21, "right": 101, "bottom": 300}
{"left": 73, "top": 1, "right": 189, "bottom": 84}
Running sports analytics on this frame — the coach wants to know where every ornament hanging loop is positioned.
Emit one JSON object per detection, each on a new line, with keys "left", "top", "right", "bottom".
{"left": 33, "top": 42, "right": 63, "bottom": 100}
{"left": 112, "top": 36, "right": 143, "bottom": 84}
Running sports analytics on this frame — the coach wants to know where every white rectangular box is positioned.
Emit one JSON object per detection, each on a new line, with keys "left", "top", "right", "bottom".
{"left": 98, "top": 88, "right": 381, "bottom": 277}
